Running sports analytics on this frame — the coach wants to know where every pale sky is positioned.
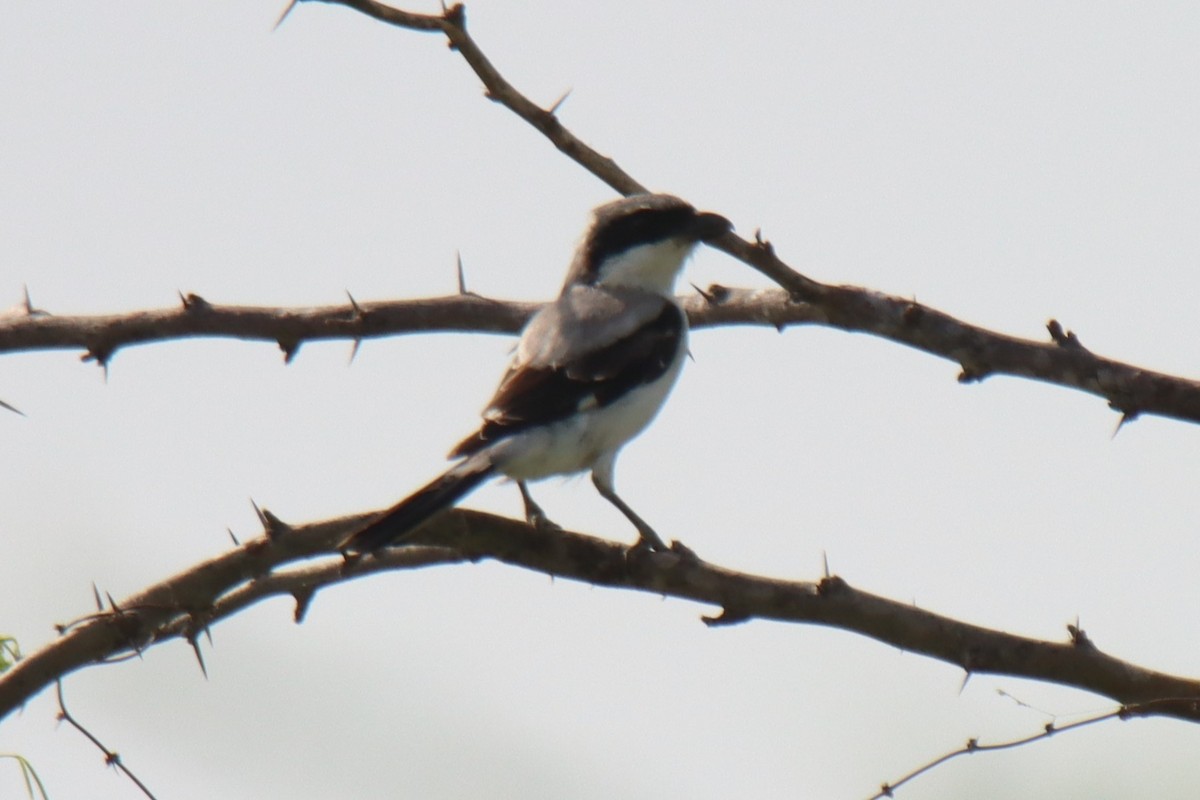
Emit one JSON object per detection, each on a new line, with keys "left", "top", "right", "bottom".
{"left": 3, "top": 2, "right": 1200, "bottom": 798}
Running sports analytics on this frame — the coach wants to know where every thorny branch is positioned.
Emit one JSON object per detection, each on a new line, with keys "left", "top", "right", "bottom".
{"left": 3, "top": 510, "right": 1200, "bottom": 726}
{"left": 0, "top": 287, "right": 805, "bottom": 361}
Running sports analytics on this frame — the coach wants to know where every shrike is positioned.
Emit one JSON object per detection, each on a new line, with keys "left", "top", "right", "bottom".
{"left": 342, "top": 193, "right": 731, "bottom": 554}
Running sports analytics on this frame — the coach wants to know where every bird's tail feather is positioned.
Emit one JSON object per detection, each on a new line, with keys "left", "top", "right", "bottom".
{"left": 341, "top": 459, "right": 495, "bottom": 553}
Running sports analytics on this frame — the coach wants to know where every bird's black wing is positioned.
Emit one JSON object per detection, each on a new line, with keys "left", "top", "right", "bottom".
{"left": 449, "top": 296, "right": 684, "bottom": 458}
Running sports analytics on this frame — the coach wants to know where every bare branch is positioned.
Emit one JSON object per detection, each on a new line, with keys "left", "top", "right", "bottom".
{"left": 3, "top": 509, "right": 1198, "bottom": 724}
{"left": 867, "top": 698, "right": 1189, "bottom": 799}
{"left": 0, "top": 293, "right": 536, "bottom": 358}
{"left": 55, "top": 681, "right": 157, "bottom": 799}
{"left": 6, "top": 285, "right": 1200, "bottom": 426}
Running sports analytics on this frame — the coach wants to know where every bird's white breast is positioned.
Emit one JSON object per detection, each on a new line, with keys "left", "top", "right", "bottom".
{"left": 490, "top": 319, "right": 688, "bottom": 481}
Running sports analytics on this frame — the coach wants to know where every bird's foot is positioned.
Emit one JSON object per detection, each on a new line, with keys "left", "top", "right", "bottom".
{"left": 627, "top": 534, "right": 700, "bottom": 565}
{"left": 526, "top": 508, "right": 563, "bottom": 532}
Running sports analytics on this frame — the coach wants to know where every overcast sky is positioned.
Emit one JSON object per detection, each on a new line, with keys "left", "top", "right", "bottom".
{"left": 3, "top": 2, "right": 1200, "bottom": 798}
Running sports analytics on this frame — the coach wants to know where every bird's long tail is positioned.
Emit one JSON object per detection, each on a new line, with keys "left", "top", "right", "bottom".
{"left": 341, "top": 458, "right": 496, "bottom": 553}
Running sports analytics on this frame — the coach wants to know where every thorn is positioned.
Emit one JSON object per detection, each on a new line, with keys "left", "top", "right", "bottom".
{"left": 20, "top": 284, "right": 49, "bottom": 317}
{"left": 456, "top": 251, "right": 468, "bottom": 295}
{"left": 0, "top": 397, "right": 25, "bottom": 416}
{"left": 701, "top": 607, "right": 751, "bottom": 627}
{"left": 92, "top": 583, "right": 103, "bottom": 612}
{"left": 81, "top": 346, "right": 113, "bottom": 379}
{"left": 278, "top": 338, "right": 300, "bottom": 364}
{"left": 105, "top": 592, "right": 121, "bottom": 614}
{"left": 345, "top": 291, "right": 365, "bottom": 364}
{"left": 958, "top": 670, "right": 971, "bottom": 695}
{"left": 293, "top": 588, "right": 314, "bottom": 624}
{"left": 250, "top": 498, "right": 269, "bottom": 529}
{"left": 251, "top": 499, "right": 290, "bottom": 539}
{"left": 262, "top": 509, "right": 291, "bottom": 539}
{"left": 1110, "top": 405, "right": 1140, "bottom": 437}
{"left": 817, "top": 574, "right": 846, "bottom": 596}
{"left": 189, "top": 634, "right": 208, "bottom": 679}
{"left": 547, "top": 87, "right": 572, "bottom": 115}
{"left": 13, "top": 285, "right": 48, "bottom": 317}
{"left": 1067, "top": 618, "right": 1094, "bottom": 649}
{"left": 179, "top": 291, "right": 210, "bottom": 311}
{"left": 753, "top": 228, "right": 775, "bottom": 256}
{"left": 1046, "top": 319, "right": 1086, "bottom": 350}
{"left": 902, "top": 301, "right": 924, "bottom": 326}
{"left": 690, "top": 283, "right": 716, "bottom": 304}
{"left": 274, "top": 0, "right": 298, "bottom": 30}
{"left": 227, "top": 527, "right": 240, "bottom": 546}
{"left": 821, "top": 550, "right": 831, "bottom": 578}
{"left": 957, "top": 364, "right": 989, "bottom": 383}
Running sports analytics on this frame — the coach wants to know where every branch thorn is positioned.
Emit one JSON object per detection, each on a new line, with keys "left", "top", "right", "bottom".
{"left": 690, "top": 283, "right": 715, "bottom": 305}
{"left": 753, "top": 227, "right": 775, "bottom": 256}
{"left": 547, "top": 87, "right": 572, "bottom": 116}
{"left": 456, "top": 251, "right": 468, "bottom": 294}
{"left": 278, "top": 338, "right": 300, "bottom": 364}
{"left": 1046, "top": 319, "right": 1087, "bottom": 351}
{"left": 251, "top": 499, "right": 290, "bottom": 539}
{"left": 1110, "top": 405, "right": 1140, "bottom": 437}
{"left": 20, "top": 284, "right": 48, "bottom": 317}
{"left": 293, "top": 588, "right": 315, "bottom": 623}
{"left": 82, "top": 346, "right": 113, "bottom": 380}
{"left": 701, "top": 607, "right": 751, "bottom": 627}
{"left": 187, "top": 633, "right": 209, "bottom": 679}
{"left": 179, "top": 291, "right": 210, "bottom": 312}
{"left": 1067, "top": 617, "right": 1094, "bottom": 649}
{"left": 274, "top": 0, "right": 299, "bottom": 30}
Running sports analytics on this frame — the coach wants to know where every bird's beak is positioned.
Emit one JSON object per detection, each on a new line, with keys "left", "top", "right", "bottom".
{"left": 692, "top": 211, "right": 733, "bottom": 242}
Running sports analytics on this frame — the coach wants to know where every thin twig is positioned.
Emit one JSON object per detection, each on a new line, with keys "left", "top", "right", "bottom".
{"left": 868, "top": 697, "right": 1194, "bottom": 798}
{"left": 55, "top": 681, "right": 157, "bottom": 799}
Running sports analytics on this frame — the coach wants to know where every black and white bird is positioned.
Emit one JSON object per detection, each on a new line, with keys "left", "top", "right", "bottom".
{"left": 342, "top": 193, "right": 731, "bottom": 554}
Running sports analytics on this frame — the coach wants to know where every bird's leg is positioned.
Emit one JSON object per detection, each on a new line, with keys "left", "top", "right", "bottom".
{"left": 591, "top": 473, "right": 669, "bottom": 552}
{"left": 518, "top": 481, "right": 561, "bottom": 531}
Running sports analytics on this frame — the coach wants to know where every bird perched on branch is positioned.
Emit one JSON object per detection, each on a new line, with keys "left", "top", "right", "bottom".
{"left": 342, "top": 193, "right": 731, "bottom": 554}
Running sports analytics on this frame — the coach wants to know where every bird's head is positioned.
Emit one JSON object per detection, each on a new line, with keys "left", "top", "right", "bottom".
{"left": 563, "top": 194, "right": 732, "bottom": 295}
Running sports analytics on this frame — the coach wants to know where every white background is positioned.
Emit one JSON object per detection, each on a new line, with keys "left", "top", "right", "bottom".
{"left": 3, "top": 2, "right": 1200, "bottom": 798}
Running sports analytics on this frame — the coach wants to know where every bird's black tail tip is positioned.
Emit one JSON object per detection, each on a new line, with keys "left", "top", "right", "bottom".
{"left": 339, "top": 461, "right": 494, "bottom": 554}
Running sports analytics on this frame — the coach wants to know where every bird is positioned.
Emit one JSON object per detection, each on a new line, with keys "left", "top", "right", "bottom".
{"left": 341, "top": 193, "right": 732, "bottom": 555}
